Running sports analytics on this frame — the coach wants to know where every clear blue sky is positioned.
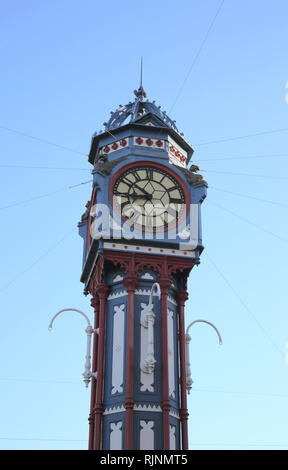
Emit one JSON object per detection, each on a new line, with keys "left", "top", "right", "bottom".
{"left": 0, "top": 0, "right": 288, "bottom": 450}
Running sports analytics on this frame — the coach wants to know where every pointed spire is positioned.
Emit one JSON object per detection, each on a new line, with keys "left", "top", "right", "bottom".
{"left": 134, "top": 56, "right": 146, "bottom": 101}
{"left": 140, "top": 56, "right": 143, "bottom": 89}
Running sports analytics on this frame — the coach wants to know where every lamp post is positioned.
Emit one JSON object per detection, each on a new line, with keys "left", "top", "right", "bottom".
{"left": 48, "top": 308, "right": 97, "bottom": 387}
{"left": 185, "top": 320, "right": 222, "bottom": 393}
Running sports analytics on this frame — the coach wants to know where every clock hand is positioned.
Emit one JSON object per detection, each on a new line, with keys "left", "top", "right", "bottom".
{"left": 131, "top": 183, "right": 150, "bottom": 196}
{"left": 114, "top": 191, "right": 152, "bottom": 199}
{"left": 130, "top": 193, "right": 152, "bottom": 200}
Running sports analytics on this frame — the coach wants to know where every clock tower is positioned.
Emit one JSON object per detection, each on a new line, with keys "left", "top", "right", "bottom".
{"left": 78, "top": 85, "right": 207, "bottom": 450}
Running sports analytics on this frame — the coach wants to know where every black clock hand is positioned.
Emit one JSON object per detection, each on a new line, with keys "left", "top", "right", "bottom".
{"left": 130, "top": 193, "right": 152, "bottom": 200}
{"left": 114, "top": 191, "right": 152, "bottom": 199}
{"left": 131, "top": 183, "right": 150, "bottom": 196}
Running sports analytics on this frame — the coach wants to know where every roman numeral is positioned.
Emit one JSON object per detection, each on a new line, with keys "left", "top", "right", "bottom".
{"left": 169, "top": 198, "right": 183, "bottom": 204}
{"left": 167, "top": 186, "right": 179, "bottom": 192}
{"left": 146, "top": 168, "right": 153, "bottom": 180}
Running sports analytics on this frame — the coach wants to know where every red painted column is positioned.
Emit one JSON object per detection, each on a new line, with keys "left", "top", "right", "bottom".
{"left": 159, "top": 276, "right": 171, "bottom": 450}
{"left": 123, "top": 274, "right": 138, "bottom": 450}
{"left": 93, "top": 284, "right": 109, "bottom": 450}
{"left": 88, "top": 294, "right": 99, "bottom": 450}
{"left": 177, "top": 290, "right": 189, "bottom": 450}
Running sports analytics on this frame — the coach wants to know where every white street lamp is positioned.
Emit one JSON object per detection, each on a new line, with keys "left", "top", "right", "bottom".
{"left": 185, "top": 319, "right": 222, "bottom": 393}
{"left": 48, "top": 308, "right": 97, "bottom": 387}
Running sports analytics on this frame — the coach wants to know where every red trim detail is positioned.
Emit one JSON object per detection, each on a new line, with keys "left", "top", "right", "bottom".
{"left": 159, "top": 277, "right": 171, "bottom": 449}
{"left": 88, "top": 295, "right": 99, "bottom": 450}
{"left": 124, "top": 274, "right": 138, "bottom": 450}
{"left": 93, "top": 284, "right": 109, "bottom": 450}
{"left": 177, "top": 291, "right": 189, "bottom": 450}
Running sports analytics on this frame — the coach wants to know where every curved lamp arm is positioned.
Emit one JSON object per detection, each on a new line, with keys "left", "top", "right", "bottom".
{"left": 185, "top": 319, "right": 222, "bottom": 394}
{"left": 148, "top": 282, "right": 161, "bottom": 308}
{"left": 48, "top": 308, "right": 97, "bottom": 388}
{"left": 140, "top": 283, "right": 161, "bottom": 374}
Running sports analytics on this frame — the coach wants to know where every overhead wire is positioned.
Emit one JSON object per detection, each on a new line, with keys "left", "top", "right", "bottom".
{"left": 0, "top": 377, "right": 288, "bottom": 399}
{"left": 201, "top": 168, "right": 288, "bottom": 180}
{"left": 0, "top": 164, "right": 90, "bottom": 171}
{"left": 0, "top": 40, "right": 93, "bottom": 120}
{"left": 3, "top": 123, "right": 288, "bottom": 172}
{"left": 0, "top": 40, "right": 116, "bottom": 140}
{"left": 169, "top": 0, "right": 225, "bottom": 113}
{"left": 0, "top": 437, "right": 86, "bottom": 443}
{"left": 0, "top": 125, "right": 87, "bottom": 157}
{"left": 194, "top": 126, "right": 288, "bottom": 147}
{"left": 0, "top": 227, "right": 77, "bottom": 294}
{"left": 209, "top": 186, "right": 288, "bottom": 208}
{"left": 206, "top": 199, "right": 288, "bottom": 244}
{"left": 195, "top": 153, "right": 288, "bottom": 162}
{"left": 191, "top": 388, "right": 288, "bottom": 399}
{"left": 0, "top": 179, "right": 92, "bottom": 211}
{"left": 204, "top": 252, "right": 285, "bottom": 360}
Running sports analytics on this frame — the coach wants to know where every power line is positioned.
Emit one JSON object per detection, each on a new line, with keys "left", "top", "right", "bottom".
{"left": 0, "top": 39, "right": 116, "bottom": 140}
{"left": 0, "top": 164, "right": 90, "bottom": 171}
{"left": 0, "top": 125, "right": 87, "bottom": 157}
{"left": 206, "top": 199, "right": 288, "bottom": 244}
{"left": 0, "top": 40, "right": 94, "bottom": 123}
{"left": 204, "top": 252, "right": 285, "bottom": 360}
{"left": 169, "top": 0, "right": 225, "bottom": 113}
{"left": 0, "top": 437, "right": 86, "bottom": 442}
{"left": 2, "top": 123, "right": 288, "bottom": 172}
{"left": 209, "top": 186, "right": 288, "bottom": 208}
{"left": 1, "top": 377, "right": 288, "bottom": 400}
{"left": 0, "top": 378, "right": 80, "bottom": 385}
{"left": 0, "top": 179, "right": 92, "bottom": 211}
{"left": 0, "top": 227, "right": 77, "bottom": 294}
{"left": 201, "top": 168, "right": 288, "bottom": 180}
{"left": 191, "top": 388, "right": 288, "bottom": 399}
{"left": 194, "top": 126, "right": 288, "bottom": 147}
{"left": 195, "top": 153, "right": 288, "bottom": 162}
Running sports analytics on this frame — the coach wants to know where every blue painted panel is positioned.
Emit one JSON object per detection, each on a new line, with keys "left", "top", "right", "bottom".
{"left": 78, "top": 221, "right": 88, "bottom": 268}
{"left": 167, "top": 299, "right": 181, "bottom": 410}
{"left": 133, "top": 286, "right": 163, "bottom": 404}
{"left": 103, "top": 286, "right": 127, "bottom": 408}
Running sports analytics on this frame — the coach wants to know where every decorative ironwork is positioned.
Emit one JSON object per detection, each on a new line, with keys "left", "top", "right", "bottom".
{"left": 103, "top": 86, "right": 179, "bottom": 133}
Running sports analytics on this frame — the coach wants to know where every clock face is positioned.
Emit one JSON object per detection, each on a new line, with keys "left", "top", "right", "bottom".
{"left": 112, "top": 165, "right": 186, "bottom": 231}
